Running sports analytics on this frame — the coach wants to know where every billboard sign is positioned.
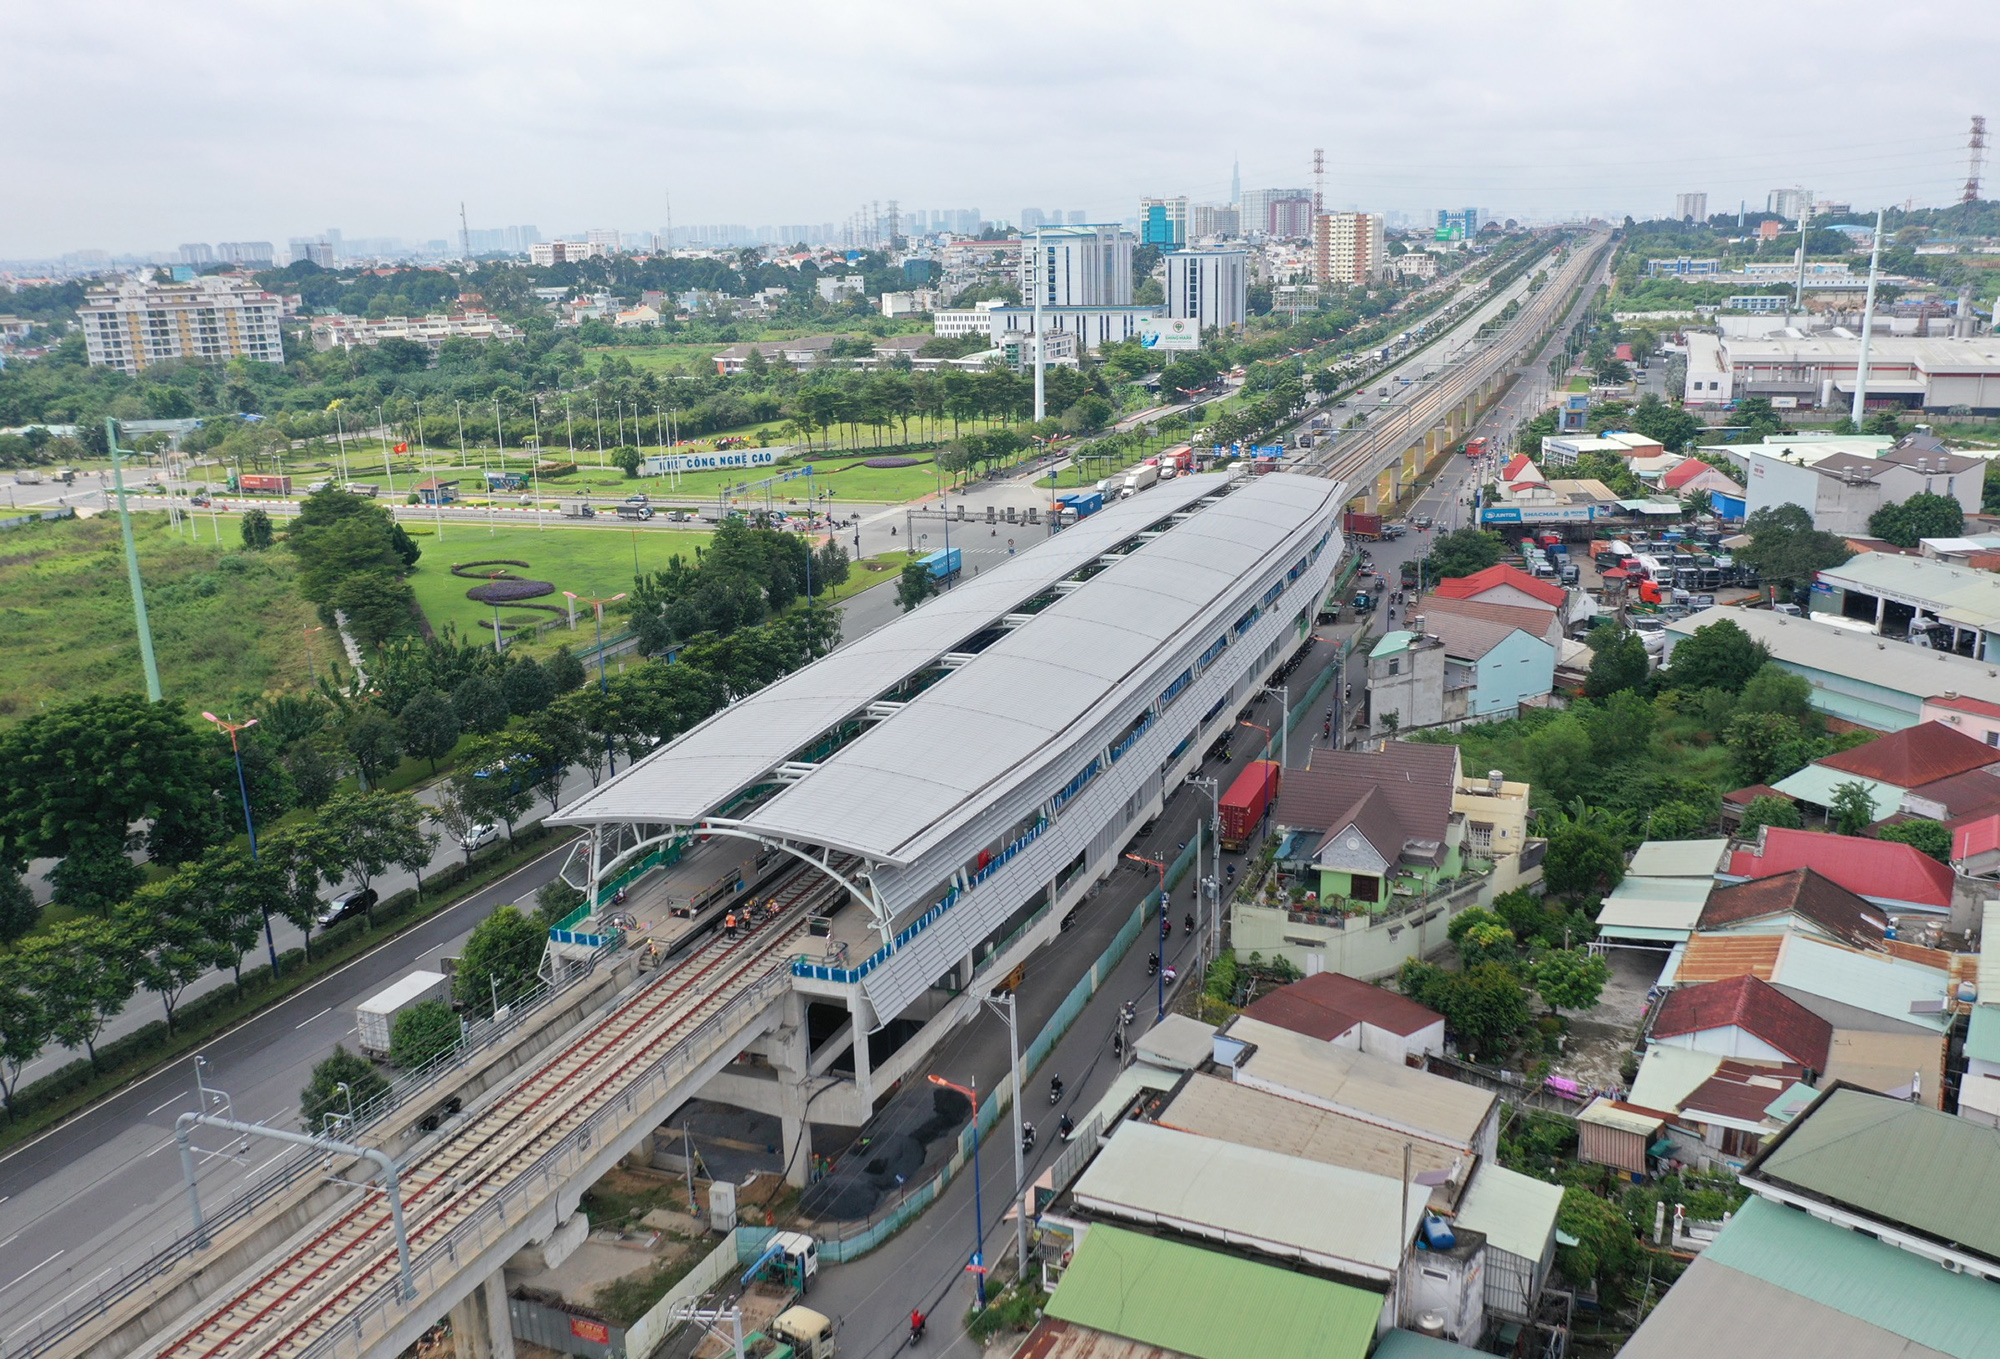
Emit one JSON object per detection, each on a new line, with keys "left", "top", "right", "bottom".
{"left": 1139, "top": 317, "right": 1200, "bottom": 352}
{"left": 643, "top": 449, "right": 777, "bottom": 475}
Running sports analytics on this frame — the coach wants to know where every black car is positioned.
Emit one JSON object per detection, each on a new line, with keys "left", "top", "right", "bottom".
{"left": 315, "top": 887, "right": 378, "bottom": 928}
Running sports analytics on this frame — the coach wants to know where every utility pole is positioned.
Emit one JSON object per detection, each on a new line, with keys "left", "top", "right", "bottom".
{"left": 460, "top": 201, "right": 470, "bottom": 260}
{"left": 1032, "top": 226, "right": 1046, "bottom": 423}
{"left": 107, "top": 419, "right": 162, "bottom": 701}
{"left": 1851, "top": 208, "right": 1886, "bottom": 428}
{"left": 982, "top": 991, "right": 1030, "bottom": 1278}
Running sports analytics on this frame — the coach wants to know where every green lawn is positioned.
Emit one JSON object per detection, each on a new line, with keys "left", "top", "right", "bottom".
{"left": 821, "top": 551, "right": 908, "bottom": 604}
{"left": 0, "top": 512, "right": 318, "bottom": 725}
{"left": 402, "top": 521, "right": 711, "bottom": 653}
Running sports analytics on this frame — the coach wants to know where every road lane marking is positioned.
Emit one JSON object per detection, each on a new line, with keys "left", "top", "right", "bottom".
{"left": 145, "top": 1137, "right": 175, "bottom": 1157}
{"left": 146, "top": 1094, "right": 185, "bottom": 1116}
{"left": 294, "top": 1006, "right": 332, "bottom": 1029}
{"left": 1, "top": 1249, "right": 63, "bottom": 1293}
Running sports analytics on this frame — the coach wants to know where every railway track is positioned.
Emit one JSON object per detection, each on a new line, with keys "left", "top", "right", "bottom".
{"left": 147, "top": 862, "right": 853, "bottom": 1359}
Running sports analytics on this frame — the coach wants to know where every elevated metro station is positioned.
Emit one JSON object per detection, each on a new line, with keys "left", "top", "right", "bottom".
{"left": 551, "top": 468, "right": 1349, "bottom": 1161}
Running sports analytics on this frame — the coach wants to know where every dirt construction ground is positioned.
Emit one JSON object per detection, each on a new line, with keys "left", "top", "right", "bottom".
{"left": 1557, "top": 948, "right": 1663, "bottom": 1093}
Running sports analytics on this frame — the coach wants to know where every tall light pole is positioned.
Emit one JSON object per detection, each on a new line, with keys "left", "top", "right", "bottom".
{"left": 927, "top": 1074, "right": 987, "bottom": 1308}
{"left": 1851, "top": 208, "right": 1886, "bottom": 428}
{"left": 202, "top": 712, "right": 281, "bottom": 975}
{"left": 1186, "top": 775, "right": 1221, "bottom": 968}
{"left": 107, "top": 419, "right": 162, "bottom": 701}
{"left": 564, "top": 591, "right": 627, "bottom": 775}
{"left": 1126, "top": 852, "right": 1169, "bottom": 1019}
{"left": 302, "top": 624, "right": 323, "bottom": 686}
{"left": 982, "top": 990, "right": 1029, "bottom": 1277}
{"left": 1032, "top": 226, "right": 1046, "bottom": 424}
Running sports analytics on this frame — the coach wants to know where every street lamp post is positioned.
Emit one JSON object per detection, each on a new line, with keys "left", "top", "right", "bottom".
{"left": 564, "top": 592, "right": 627, "bottom": 775}
{"left": 202, "top": 712, "right": 280, "bottom": 975}
{"left": 1125, "top": 852, "right": 1169, "bottom": 1019}
{"left": 302, "top": 624, "right": 323, "bottom": 686}
{"left": 981, "top": 991, "right": 1030, "bottom": 1277}
{"left": 927, "top": 1074, "right": 987, "bottom": 1308}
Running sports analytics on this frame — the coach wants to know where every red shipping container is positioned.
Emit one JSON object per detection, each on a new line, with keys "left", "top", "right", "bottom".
{"left": 1219, "top": 759, "right": 1280, "bottom": 850}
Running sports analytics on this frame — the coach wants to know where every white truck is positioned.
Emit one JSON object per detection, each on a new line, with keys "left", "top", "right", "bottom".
{"left": 356, "top": 970, "right": 451, "bottom": 1059}
{"left": 14, "top": 471, "right": 43, "bottom": 485}
{"left": 1121, "top": 463, "right": 1160, "bottom": 498}
{"left": 559, "top": 499, "right": 595, "bottom": 518}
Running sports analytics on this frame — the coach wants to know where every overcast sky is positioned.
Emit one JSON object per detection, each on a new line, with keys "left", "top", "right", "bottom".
{"left": 7, "top": 0, "right": 1993, "bottom": 258}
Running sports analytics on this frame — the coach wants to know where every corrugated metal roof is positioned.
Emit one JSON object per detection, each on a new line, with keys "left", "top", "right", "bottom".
{"left": 1617, "top": 1255, "right": 1954, "bottom": 1359}
{"left": 1771, "top": 936, "right": 1952, "bottom": 1034}
{"left": 1070, "top": 1121, "right": 1426, "bottom": 1276}
{"left": 1225, "top": 1016, "right": 1495, "bottom": 1148}
{"left": 1133, "top": 1014, "right": 1216, "bottom": 1071}
{"left": 1666, "top": 607, "right": 2000, "bottom": 715}
{"left": 1705, "top": 1196, "right": 2000, "bottom": 1358}
{"left": 1817, "top": 553, "right": 2000, "bottom": 633}
{"left": 1628, "top": 1046, "right": 1725, "bottom": 1112}
{"left": 1578, "top": 1098, "right": 1669, "bottom": 1136}
{"left": 1767, "top": 764, "right": 1904, "bottom": 817}
{"left": 551, "top": 474, "right": 1228, "bottom": 830}
{"left": 1823, "top": 1027, "right": 1945, "bottom": 1107}
{"left": 1156, "top": 1073, "right": 1466, "bottom": 1210}
{"left": 1651, "top": 975, "right": 1833, "bottom": 1070}
{"left": 1728, "top": 827, "right": 1955, "bottom": 911}
{"left": 1980, "top": 902, "right": 2000, "bottom": 1002}
{"left": 1242, "top": 972, "right": 1444, "bottom": 1040}
{"left": 1751, "top": 1087, "right": 2000, "bottom": 1261}
{"left": 1673, "top": 933, "right": 1784, "bottom": 984}
{"left": 1045, "top": 1224, "right": 1382, "bottom": 1359}
{"left": 733, "top": 473, "right": 1344, "bottom": 862}
{"left": 1369, "top": 1334, "right": 1484, "bottom": 1359}
{"left": 1594, "top": 876, "right": 1712, "bottom": 941}
{"left": 1013, "top": 1317, "right": 1190, "bottom": 1359}
{"left": 1626, "top": 838, "right": 1730, "bottom": 878}
{"left": 1452, "top": 1165, "right": 1562, "bottom": 1264}
{"left": 1698, "top": 868, "right": 1887, "bottom": 950}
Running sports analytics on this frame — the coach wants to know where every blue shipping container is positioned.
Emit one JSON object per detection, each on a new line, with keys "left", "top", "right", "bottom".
{"left": 921, "top": 547, "right": 962, "bottom": 580}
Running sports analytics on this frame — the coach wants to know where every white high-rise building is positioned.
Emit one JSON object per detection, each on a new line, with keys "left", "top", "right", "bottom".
{"left": 1314, "top": 212, "right": 1387, "bottom": 286}
{"left": 1190, "top": 204, "right": 1240, "bottom": 239}
{"left": 1674, "top": 192, "right": 1708, "bottom": 223}
{"left": 177, "top": 243, "right": 214, "bottom": 266}
{"left": 1018, "top": 224, "right": 1134, "bottom": 307}
{"left": 1166, "top": 248, "right": 1247, "bottom": 333}
{"left": 585, "top": 228, "right": 622, "bottom": 255}
{"left": 79, "top": 276, "right": 285, "bottom": 374}
{"left": 1241, "top": 189, "right": 1313, "bottom": 240}
{"left": 216, "top": 241, "right": 275, "bottom": 265}
{"left": 1766, "top": 188, "right": 1812, "bottom": 223}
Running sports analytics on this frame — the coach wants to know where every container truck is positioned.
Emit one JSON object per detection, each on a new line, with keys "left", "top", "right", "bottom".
{"left": 559, "top": 500, "right": 595, "bottom": 518}
{"left": 1219, "top": 760, "right": 1280, "bottom": 851}
{"left": 1342, "top": 511, "right": 1382, "bottom": 540}
{"left": 1463, "top": 436, "right": 1490, "bottom": 459}
{"left": 13, "top": 471, "right": 42, "bottom": 485}
{"left": 615, "top": 503, "right": 653, "bottom": 520}
{"left": 357, "top": 970, "right": 451, "bottom": 1058}
{"left": 919, "top": 546, "right": 961, "bottom": 582}
{"left": 237, "top": 474, "right": 291, "bottom": 494}
{"left": 1121, "top": 463, "right": 1160, "bottom": 497}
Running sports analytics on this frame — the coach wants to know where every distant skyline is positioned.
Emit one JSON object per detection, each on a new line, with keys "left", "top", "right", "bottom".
{"left": 6, "top": 0, "right": 1991, "bottom": 259}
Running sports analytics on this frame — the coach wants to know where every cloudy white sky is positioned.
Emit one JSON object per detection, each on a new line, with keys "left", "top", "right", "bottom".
{"left": 7, "top": 0, "right": 1993, "bottom": 257}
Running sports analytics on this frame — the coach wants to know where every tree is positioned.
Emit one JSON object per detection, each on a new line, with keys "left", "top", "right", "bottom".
{"left": 451, "top": 674, "right": 510, "bottom": 735}
{"left": 1542, "top": 824, "right": 1625, "bottom": 904}
{"left": 1529, "top": 947, "right": 1609, "bottom": 1016}
{"left": 452, "top": 740, "right": 534, "bottom": 841}
{"left": 1556, "top": 1185, "right": 1636, "bottom": 1285}
{"left": 1739, "top": 793, "right": 1803, "bottom": 837}
{"left": 1646, "top": 801, "right": 1712, "bottom": 840}
{"left": 431, "top": 781, "right": 487, "bottom": 866}
{"left": 897, "top": 560, "right": 940, "bottom": 612}
{"left": 117, "top": 886, "right": 227, "bottom": 1034}
{"left": 455, "top": 905, "right": 545, "bottom": 1016}
{"left": 317, "top": 791, "right": 435, "bottom": 914}
{"left": 1737, "top": 664, "right": 1813, "bottom": 721}
{"left": 1737, "top": 503, "right": 1852, "bottom": 592}
{"left": 1422, "top": 528, "right": 1505, "bottom": 580}
{"left": 1584, "top": 690, "right": 1656, "bottom": 763}
{"left": 811, "top": 540, "right": 851, "bottom": 596}
{"left": 500, "top": 658, "right": 554, "bottom": 716}
{"left": 46, "top": 839, "right": 142, "bottom": 914}
{"left": 388, "top": 999, "right": 459, "bottom": 1069}
{"left": 1625, "top": 392, "right": 1702, "bottom": 452}
{"left": 534, "top": 878, "right": 586, "bottom": 929}
{"left": 1582, "top": 630, "right": 1649, "bottom": 698}
{"left": 1524, "top": 715, "right": 1595, "bottom": 805}
{"left": 397, "top": 688, "right": 460, "bottom": 774}
{"left": 0, "top": 864, "right": 37, "bottom": 944}
{"left": 1664, "top": 618, "right": 1769, "bottom": 693}
{"left": 1868, "top": 491, "right": 1965, "bottom": 549}
{"left": 16, "top": 917, "right": 136, "bottom": 1069}
{"left": 1726, "top": 711, "right": 1810, "bottom": 785}
{"left": 285, "top": 741, "right": 340, "bottom": 809}
{"left": 1829, "top": 779, "right": 1879, "bottom": 836}
{"left": 520, "top": 710, "right": 588, "bottom": 812}
{"left": 343, "top": 709, "right": 403, "bottom": 791}
{"left": 0, "top": 695, "right": 217, "bottom": 866}
{"left": 1397, "top": 959, "right": 1529, "bottom": 1062}
{"left": 1458, "top": 921, "right": 1519, "bottom": 970}
{"left": 612, "top": 445, "right": 643, "bottom": 478}
{"left": 299, "top": 1045, "right": 390, "bottom": 1132}
{"left": 545, "top": 646, "right": 587, "bottom": 695}
{"left": 0, "top": 962, "right": 50, "bottom": 1118}
{"left": 1876, "top": 817, "right": 1950, "bottom": 862}
{"left": 240, "top": 507, "right": 274, "bottom": 550}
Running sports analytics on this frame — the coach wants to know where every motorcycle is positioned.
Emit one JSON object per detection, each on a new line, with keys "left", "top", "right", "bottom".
{"left": 1162, "top": 964, "right": 1178, "bottom": 985}
{"left": 1119, "top": 1000, "right": 1136, "bottom": 1027}
{"left": 1147, "top": 953, "right": 1160, "bottom": 977}
{"left": 1183, "top": 912, "right": 1196, "bottom": 935}
{"left": 1048, "top": 1076, "right": 1064, "bottom": 1106}
{"left": 1021, "top": 1123, "right": 1036, "bottom": 1154}
{"left": 1160, "top": 917, "right": 1171, "bottom": 942}
{"left": 1058, "top": 1113, "right": 1076, "bottom": 1140}
{"left": 910, "top": 1313, "right": 926, "bottom": 1345}
{"left": 1112, "top": 1031, "right": 1125, "bottom": 1059}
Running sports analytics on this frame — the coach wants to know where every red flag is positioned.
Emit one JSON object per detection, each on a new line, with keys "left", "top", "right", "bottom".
{"left": 393, "top": 442, "right": 408, "bottom": 453}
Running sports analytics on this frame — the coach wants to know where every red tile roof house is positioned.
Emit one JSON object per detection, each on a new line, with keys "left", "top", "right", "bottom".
{"left": 1429, "top": 563, "right": 1567, "bottom": 612}
{"left": 1241, "top": 971, "right": 1447, "bottom": 1063}
{"left": 1696, "top": 867, "right": 1889, "bottom": 952}
{"left": 1648, "top": 974, "right": 1834, "bottom": 1078}
{"left": 1726, "top": 827, "right": 1954, "bottom": 917}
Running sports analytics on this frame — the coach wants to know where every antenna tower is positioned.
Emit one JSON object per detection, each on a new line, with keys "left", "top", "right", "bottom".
{"left": 1313, "top": 148, "right": 1325, "bottom": 216}
{"left": 459, "top": 201, "right": 470, "bottom": 259}
{"left": 1965, "top": 116, "right": 1989, "bottom": 204}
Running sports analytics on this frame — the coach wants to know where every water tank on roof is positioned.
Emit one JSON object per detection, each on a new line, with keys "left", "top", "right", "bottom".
{"left": 1420, "top": 1214, "right": 1456, "bottom": 1251}
{"left": 1488, "top": 769, "right": 1504, "bottom": 793}
{"left": 1415, "top": 1312, "right": 1447, "bottom": 1338}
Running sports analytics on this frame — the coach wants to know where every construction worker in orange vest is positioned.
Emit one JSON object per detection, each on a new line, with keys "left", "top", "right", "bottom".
{"left": 725, "top": 912, "right": 738, "bottom": 938}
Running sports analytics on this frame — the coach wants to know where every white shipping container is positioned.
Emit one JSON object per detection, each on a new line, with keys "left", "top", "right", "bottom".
{"left": 356, "top": 970, "right": 451, "bottom": 1056}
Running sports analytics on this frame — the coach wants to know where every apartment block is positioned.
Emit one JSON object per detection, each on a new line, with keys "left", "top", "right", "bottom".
{"left": 79, "top": 277, "right": 285, "bottom": 374}
{"left": 1139, "top": 196, "right": 1189, "bottom": 247}
{"left": 1165, "top": 248, "right": 1247, "bottom": 333}
{"left": 1314, "top": 212, "right": 1387, "bottom": 286}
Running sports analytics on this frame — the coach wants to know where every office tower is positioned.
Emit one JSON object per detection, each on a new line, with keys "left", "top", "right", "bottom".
{"left": 1314, "top": 212, "right": 1386, "bottom": 285}
{"left": 1021, "top": 208, "right": 1048, "bottom": 230}
{"left": 585, "top": 228, "right": 621, "bottom": 255}
{"left": 1766, "top": 188, "right": 1812, "bottom": 223}
{"left": 288, "top": 238, "right": 335, "bottom": 266}
{"left": 1019, "top": 224, "right": 1135, "bottom": 306}
{"left": 1674, "top": 192, "right": 1708, "bottom": 223}
{"left": 215, "top": 241, "right": 275, "bottom": 265}
{"left": 78, "top": 275, "right": 285, "bottom": 374}
{"left": 1166, "top": 248, "right": 1247, "bottom": 332}
{"left": 177, "top": 243, "right": 214, "bottom": 266}
{"left": 1231, "top": 158, "right": 1241, "bottom": 206}
{"left": 1241, "top": 189, "right": 1312, "bottom": 239}
{"left": 1190, "top": 204, "right": 1240, "bottom": 238}
{"left": 1139, "top": 196, "right": 1189, "bottom": 247}
{"left": 1436, "top": 207, "right": 1479, "bottom": 239}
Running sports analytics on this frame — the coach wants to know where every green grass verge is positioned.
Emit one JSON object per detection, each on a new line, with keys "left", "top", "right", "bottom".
{"left": 0, "top": 823, "right": 569, "bottom": 1151}
{"left": 819, "top": 552, "right": 908, "bottom": 604}
{"left": 0, "top": 512, "right": 318, "bottom": 727}
{"left": 405, "top": 522, "right": 710, "bottom": 652}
